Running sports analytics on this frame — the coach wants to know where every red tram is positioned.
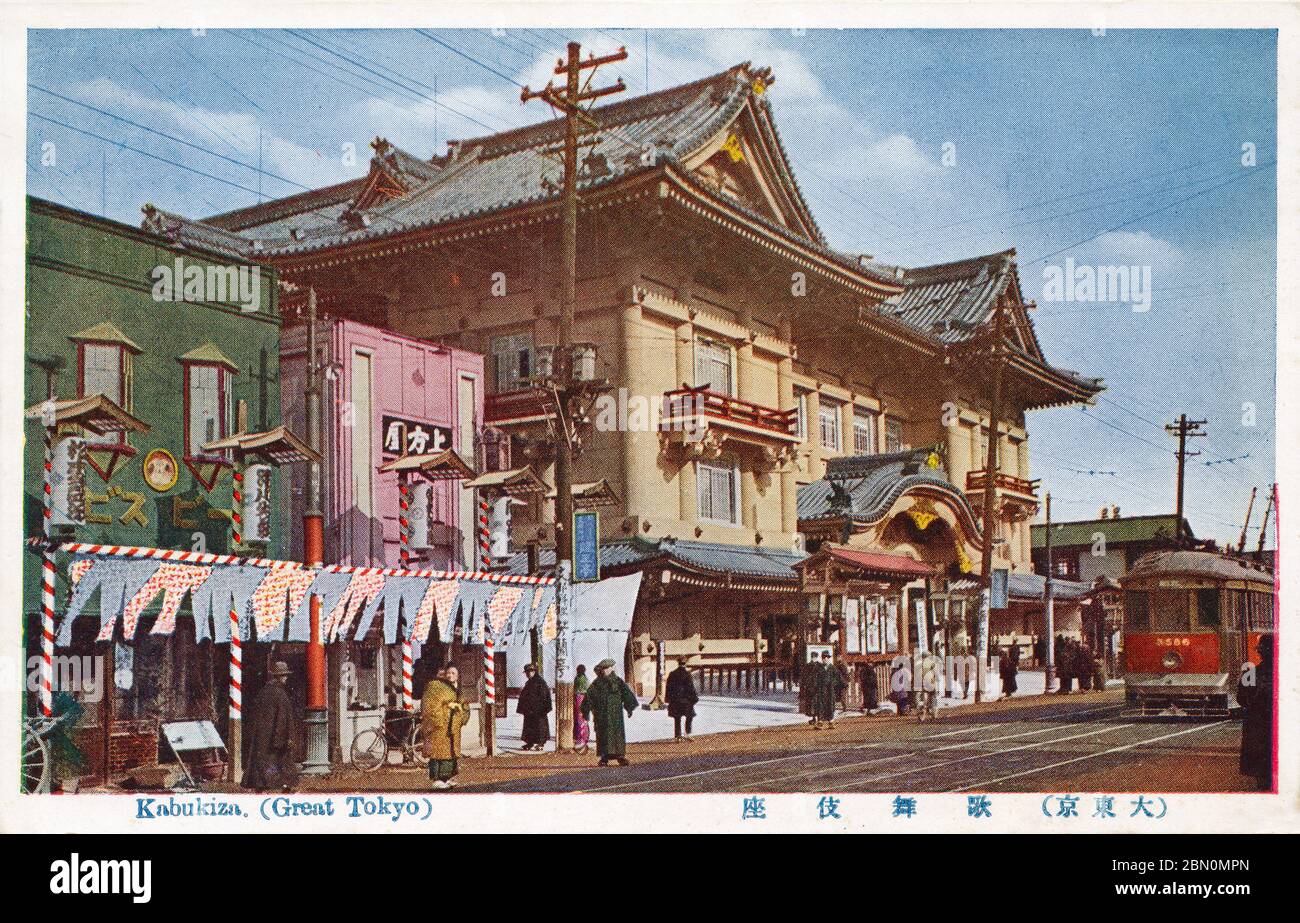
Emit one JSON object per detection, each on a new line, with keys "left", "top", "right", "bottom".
{"left": 1122, "top": 550, "right": 1274, "bottom": 717}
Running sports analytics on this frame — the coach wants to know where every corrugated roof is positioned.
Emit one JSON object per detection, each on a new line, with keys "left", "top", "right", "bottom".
{"left": 1124, "top": 550, "right": 1273, "bottom": 585}
{"left": 800, "top": 545, "right": 937, "bottom": 579}
{"left": 1007, "top": 572, "right": 1093, "bottom": 601}
{"left": 1031, "top": 514, "right": 1192, "bottom": 549}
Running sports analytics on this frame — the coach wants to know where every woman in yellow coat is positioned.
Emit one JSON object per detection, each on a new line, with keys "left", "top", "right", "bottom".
{"left": 421, "top": 666, "right": 471, "bottom": 789}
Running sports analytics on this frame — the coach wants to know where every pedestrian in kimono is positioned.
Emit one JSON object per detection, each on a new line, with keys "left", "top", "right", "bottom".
{"left": 666, "top": 659, "right": 699, "bottom": 741}
{"left": 422, "top": 666, "right": 471, "bottom": 789}
{"left": 517, "top": 663, "right": 553, "bottom": 751}
{"left": 1055, "top": 635, "right": 1075, "bottom": 694}
{"left": 1237, "top": 635, "right": 1274, "bottom": 790}
{"left": 812, "top": 651, "right": 845, "bottom": 728}
{"left": 580, "top": 658, "right": 639, "bottom": 766}
{"left": 573, "top": 664, "right": 591, "bottom": 754}
{"left": 799, "top": 655, "right": 823, "bottom": 723}
{"left": 999, "top": 643, "right": 1020, "bottom": 699}
{"left": 243, "top": 661, "right": 298, "bottom": 793}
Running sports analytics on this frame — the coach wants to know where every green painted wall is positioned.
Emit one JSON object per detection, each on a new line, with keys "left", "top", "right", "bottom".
{"left": 23, "top": 197, "right": 285, "bottom": 617}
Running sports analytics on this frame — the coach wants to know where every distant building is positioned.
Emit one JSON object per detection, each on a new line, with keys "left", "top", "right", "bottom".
{"left": 1031, "top": 512, "right": 1193, "bottom": 583}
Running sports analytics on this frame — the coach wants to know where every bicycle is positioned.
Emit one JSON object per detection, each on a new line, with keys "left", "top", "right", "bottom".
{"left": 349, "top": 709, "right": 425, "bottom": 772}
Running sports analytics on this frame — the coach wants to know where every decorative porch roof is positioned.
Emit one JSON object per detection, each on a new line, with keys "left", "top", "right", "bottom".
{"left": 202, "top": 425, "right": 321, "bottom": 465}
{"left": 24, "top": 394, "right": 150, "bottom": 436}
{"left": 798, "top": 448, "right": 982, "bottom": 535}
{"left": 462, "top": 466, "right": 548, "bottom": 495}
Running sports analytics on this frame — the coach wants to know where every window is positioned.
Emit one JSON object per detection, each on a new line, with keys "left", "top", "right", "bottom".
{"left": 1124, "top": 590, "right": 1150, "bottom": 631}
{"left": 852, "top": 409, "right": 878, "bottom": 455}
{"left": 491, "top": 333, "right": 533, "bottom": 393}
{"left": 185, "top": 364, "right": 231, "bottom": 457}
{"left": 794, "top": 389, "right": 810, "bottom": 440}
{"left": 1195, "top": 589, "right": 1220, "bottom": 629}
{"left": 694, "top": 338, "right": 733, "bottom": 396}
{"left": 818, "top": 398, "right": 841, "bottom": 451}
{"left": 885, "top": 418, "right": 904, "bottom": 453}
{"left": 1150, "top": 589, "right": 1191, "bottom": 631}
{"left": 77, "top": 340, "right": 133, "bottom": 444}
{"left": 696, "top": 460, "right": 739, "bottom": 525}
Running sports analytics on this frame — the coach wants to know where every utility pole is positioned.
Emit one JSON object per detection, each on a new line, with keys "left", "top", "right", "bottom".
{"left": 303, "top": 286, "right": 329, "bottom": 775}
{"left": 1043, "top": 491, "right": 1056, "bottom": 692}
{"left": 1164, "top": 413, "right": 1205, "bottom": 544}
{"left": 522, "top": 41, "right": 626, "bottom": 751}
{"left": 974, "top": 302, "right": 1006, "bottom": 703}
{"left": 1236, "top": 486, "right": 1257, "bottom": 554}
{"left": 1256, "top": 483, "right": 1275, "bottom": 556}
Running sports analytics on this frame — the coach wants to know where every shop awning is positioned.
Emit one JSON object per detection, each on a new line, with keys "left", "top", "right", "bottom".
{"left": 462, "top": 466, "right": 547, "bottom": 495}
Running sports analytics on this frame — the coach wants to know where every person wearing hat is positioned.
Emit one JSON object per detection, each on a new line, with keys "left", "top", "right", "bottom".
{"left": 422, "top": 665, "right": 471, "bottom": 789}
{"left": 811, "top": 650, "right": 845, "bottom": 729}
{"left": 580, "top": 658, "right": 639, "bottom": 765}
{"left": 666, "top": 657, "right": 699, "bottom": 742}
{"left": 242, "top": 660, "right": 298, "bottom": 792}
{"left": 516, "top": 662, "right": 553, "bottom": 751}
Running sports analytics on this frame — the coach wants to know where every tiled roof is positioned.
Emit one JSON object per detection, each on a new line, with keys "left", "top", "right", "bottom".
{"left": 797, "top": 448, "right": 979, "bottom": 528}
{"left": 501, "top": 535, "right": 805, "bottom": 581}
{"left": 883, "top": 250, "right": 1022, "bottom": 346}
{"left": 1007, "top": 572, "right": 1093, "bottom": 601}
{"left": 1031, "top": 514, "right": 1192, "bottom": 549}
{"left": 800, "top": 545, "right": 937, "bottom": 579}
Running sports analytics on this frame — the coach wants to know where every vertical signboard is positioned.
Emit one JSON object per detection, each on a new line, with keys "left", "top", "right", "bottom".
{"left": 573, "top": 510, "right": 600, "bottom": 583}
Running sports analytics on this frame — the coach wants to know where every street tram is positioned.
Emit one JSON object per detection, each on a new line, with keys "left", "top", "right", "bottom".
{"left": 1122, "top": 550, "right": 1274, "bottom": 717}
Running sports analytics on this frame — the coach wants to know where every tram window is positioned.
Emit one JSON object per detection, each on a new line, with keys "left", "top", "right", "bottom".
{"left": 1124, "top": 590, "right": 1150, "bottom": 630}
{"left": 1195, "top": 589, "right": 1220, "bottom": 628}
{"left": 1248, "top": 591, "right": 1275, "bottom": 631}
{"left": 1150, "top": 589, "right": 1191, "bottom": 631}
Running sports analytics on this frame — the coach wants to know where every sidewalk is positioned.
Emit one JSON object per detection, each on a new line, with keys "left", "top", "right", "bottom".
{"left": 493, "top": 687, "right": 810, "bottom": 753}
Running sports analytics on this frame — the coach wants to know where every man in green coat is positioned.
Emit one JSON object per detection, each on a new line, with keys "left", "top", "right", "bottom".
{"left": 579, "top": 658, "right": 639, "bottom": 766}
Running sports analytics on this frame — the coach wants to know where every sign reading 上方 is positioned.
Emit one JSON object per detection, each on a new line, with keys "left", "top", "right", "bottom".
{"left": 381, "top": 415, "right": 453, "bottom": 458}
{"left": 573, "top": 510, "right": 600, "bottom": 582}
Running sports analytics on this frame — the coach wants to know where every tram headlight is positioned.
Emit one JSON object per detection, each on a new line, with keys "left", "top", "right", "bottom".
{"left": 1162, "top": 650, "right": 1183, "bottom": 671}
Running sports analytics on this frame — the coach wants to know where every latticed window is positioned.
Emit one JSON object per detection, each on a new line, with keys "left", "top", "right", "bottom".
{"left": 694, "top": 338, "right": 733, "bottom": 396}
{"left": 491, "top": 332, "right": 533, "bottom": 393}
{"left": 885, "top": 417, "right": 904, "bottom": 453}
{"left": 697, "top": 460, "right": 739, "bottom": 525}
{"left": 819, "top": 398, "right": 841, "bottom": 451}
{"left": 186, "top": 364, "right": 229, "bottom": 456}
{"left": 853, "top": 409, "right": 877, "bottom": 455}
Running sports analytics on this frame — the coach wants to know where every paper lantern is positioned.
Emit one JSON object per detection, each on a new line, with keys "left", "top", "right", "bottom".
{"left": 408, "top": 481, "right": 432, "bottom": 551}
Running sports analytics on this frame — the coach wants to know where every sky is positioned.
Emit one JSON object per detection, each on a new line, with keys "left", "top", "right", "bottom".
{"left": 26, "top": 28, "right": 1277, "bottom": 549}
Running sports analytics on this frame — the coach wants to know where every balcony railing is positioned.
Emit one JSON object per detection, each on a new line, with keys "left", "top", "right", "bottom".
{"left": 661, "top": 385, "right": 799, "bottom": 438}
{"left": 965, "top": 469, "right": 1038, "bottom": 498}
{"left": 485, "top": 387, "right": 554, "bottom": 426}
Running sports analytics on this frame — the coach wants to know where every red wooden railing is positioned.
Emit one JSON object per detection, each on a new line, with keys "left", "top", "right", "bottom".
{"left": 661, "top": 385, "right": 798, "bottom": 436}
{"left": 965, "top": 469, "right": 1038, "bottom": 497}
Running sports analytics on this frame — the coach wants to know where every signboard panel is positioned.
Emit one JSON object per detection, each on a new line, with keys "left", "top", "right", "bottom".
{"left": 573, "top": 510, "right": 600, "bottom": 582}
{"left": 380, "top": 414, "right": 453, "bottom": 458}
{"left": 991, "top": 568, "right": 1010, "bottom": 610}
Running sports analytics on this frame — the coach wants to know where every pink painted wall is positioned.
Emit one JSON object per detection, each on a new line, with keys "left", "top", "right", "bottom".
{"left": 281, "top": 319, "right": 484, "bottom": 569}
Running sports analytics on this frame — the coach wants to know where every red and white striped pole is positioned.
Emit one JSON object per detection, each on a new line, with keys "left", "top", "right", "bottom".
{"left": 480, "top": 491, "right": 495, "bottom": 753}
{"left": 39, "top": 422, "right": 55, "bottom": 717}
{"left": 399, "top": 475, "right": 414, "bottom": 711}
{"left": 478, "top": 492, "right": 492, "bottom": 569}
{"left": 230, "top": 463, "right": 243, "bottom": 549}
{"left": 229, "top": 603, "right": 242, "bottom": 783}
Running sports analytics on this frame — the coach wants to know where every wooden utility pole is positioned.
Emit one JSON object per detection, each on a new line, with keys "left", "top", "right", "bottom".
{"left": 974, "top": 302, "right": 1006, "bottom": 703}
{"left": 521, "top": 41, "right": 626, "bottom": 751}
{"left": 1043, "top": 491, "right": 1056, "bottom": 691}
{"left": 1236, "top": 486, "right": 1257, "bottom": 554}
{"left": 1164, "top": 413, "right": 1205, "bottom": 544}
{"left": 1256, "top": 483, "right": 1275, "bottom": 556}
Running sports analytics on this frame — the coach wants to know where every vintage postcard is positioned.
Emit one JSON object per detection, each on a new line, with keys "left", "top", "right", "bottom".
{"left": 1, "top": 0, "right": 1296, "bottom": 861}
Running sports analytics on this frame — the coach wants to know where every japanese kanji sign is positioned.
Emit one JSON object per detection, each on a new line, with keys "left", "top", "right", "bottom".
{"left": 381, "top": 414, "right": 453, "bottom": 458}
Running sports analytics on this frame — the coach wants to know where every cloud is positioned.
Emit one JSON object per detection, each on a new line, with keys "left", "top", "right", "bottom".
{"left": 69, "top": 76, "right": 353, "bottom": 191}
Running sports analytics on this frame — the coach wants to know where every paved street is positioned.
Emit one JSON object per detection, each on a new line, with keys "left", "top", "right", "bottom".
{"left": 291, "top": 688, "right": 1253, "bottom": 794}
